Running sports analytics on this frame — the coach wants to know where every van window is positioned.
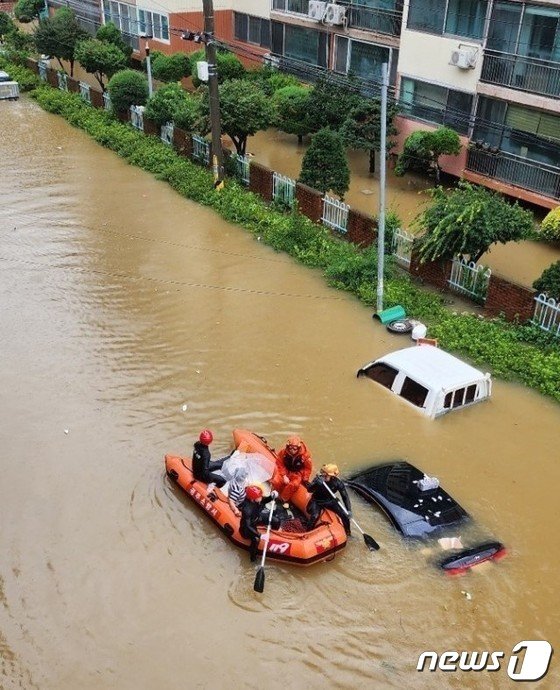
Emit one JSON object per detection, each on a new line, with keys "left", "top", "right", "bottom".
{"left": 400, "top": 377, "right": 429, "bottom": 408}
{"left": 465, "top": 384, "right": 477, "bottom": 403}
{"left": 364, "top": 362, "right": 398, "bottom": 389}
{"left": 444, "top": 384, "right": 478, "bottom": 409}
{"left": 452, "top": 388, "right": 465, "bottom": 408}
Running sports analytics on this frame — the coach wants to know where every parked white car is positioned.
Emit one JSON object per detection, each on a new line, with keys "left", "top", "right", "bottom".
{"left": 357, "top": 345, "right": 492, "bottom": 418}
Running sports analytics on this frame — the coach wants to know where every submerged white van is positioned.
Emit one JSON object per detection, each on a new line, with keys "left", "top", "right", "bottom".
{"left": 357, "top": 345, "right": 492, "bottom": 418}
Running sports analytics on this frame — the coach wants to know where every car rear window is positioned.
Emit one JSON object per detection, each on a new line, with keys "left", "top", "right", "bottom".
{"left": 400, "top": 377, "right": 429, "bottom": 408}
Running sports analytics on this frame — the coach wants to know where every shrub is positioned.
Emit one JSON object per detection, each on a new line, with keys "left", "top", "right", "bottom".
{"left": 299, "top": 128, "right": 350, "bottom": 198}
{"left": 395, "top": 127, "right": 461, "bottom": 181}
{"left": 533, "top": 261, "right": 560, "bottom": 300}
{"left": 151, "top": 52, "right": 191, "bottom": 83}
{"left": 107, "top": 69, "right": 149, "bottom": 113}
{"left": 144, "top": 83, "right": 198, "bottom": 129}
{"left": 540, "top": 206, "right": 560, "bottom": 242}
{"left": 14, "top": 0, "right": 43, "bottom": 23}
{"left": 190, "top": 49, "right": 245, "bottom": 87}
{"left": 0, "top": 11, "right": 15, "bottom": 39}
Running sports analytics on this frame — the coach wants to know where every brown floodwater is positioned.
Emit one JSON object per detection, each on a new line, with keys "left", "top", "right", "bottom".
{"left": 248, "top": 129, "right": 560, "bottom": 289}
{"left": 1, "top": 98, "right": 559, "bottom": 689}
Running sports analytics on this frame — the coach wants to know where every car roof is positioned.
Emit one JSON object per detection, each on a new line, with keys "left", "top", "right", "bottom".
{"left": 374, "top": 345, "right": 489, "bottom": 392}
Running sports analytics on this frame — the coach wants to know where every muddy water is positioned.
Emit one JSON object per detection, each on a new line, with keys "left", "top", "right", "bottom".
{"left": 248, "top": 129, "right": 560, "bottom": 289}
{"left": 1, "top": 98, "right": 559, "bottom": 690}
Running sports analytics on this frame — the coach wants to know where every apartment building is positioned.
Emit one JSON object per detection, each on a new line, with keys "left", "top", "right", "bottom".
{"left": 49, "top": 0, "right": 559, "bottom": 207}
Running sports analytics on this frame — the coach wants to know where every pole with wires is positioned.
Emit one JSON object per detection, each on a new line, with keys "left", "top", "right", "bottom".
{"left": 202, "top": 0, "right": 224, "bottom": 187}
{"left": 376, "top": 62, "right": 388, "bottom": 315}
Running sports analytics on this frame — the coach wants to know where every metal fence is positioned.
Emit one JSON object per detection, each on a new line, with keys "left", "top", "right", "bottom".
{"left": 38, "top": 60, "right": 48, "bottom": 81}
{"left": 531, "top": 293, "right": 560, "bottom": 338}
{"left": 481, "top": 50, "right": 560, "bottom": 99}
{"left": 192, "top": 134, "right": 210, "bottom": 165}
{"left": 466, "top": 148, "right": 560, "bottom": 201}
{"left": 347, "top": 3, "right": 403, "bottom": 36}
{"left": 392, "top": 228, "right": 414, "bottom": 268}
{"left": 160, "top": 122, "right": 174, "bottom": 146}
{"left": 234, "top": 154, "right": 250, "bottom": 185}
{"left": 79, "top": 81, "right": 91, "bottom": 104}
{"left": 102, "top": 91, "right": 111, "bottom": 111}
{"left": 272, "top": 172, "right": 296, "bottom": 207}
{"left": 130, "top": 105, "right": 144, "bottom": 131}
{"left": 448, "top": 258, "right": 491, "bottom": 303}
{"left": 57, "top": 71, "right": 68, "bottom": 91}
{"left": 322, "top": 195, "right": 349, "bottom": 233}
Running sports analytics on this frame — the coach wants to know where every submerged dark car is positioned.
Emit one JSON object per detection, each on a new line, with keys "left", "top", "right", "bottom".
{"left": 347, "top": 461, "right": 506, "bottom": 574}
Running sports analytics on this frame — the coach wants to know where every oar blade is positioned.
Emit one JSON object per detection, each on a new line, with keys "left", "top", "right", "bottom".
{"left": 363, "top": 533, "right": 380, "bottom": 551}
{"left": 253, "top": 567, "right": 265, "bottom": 593}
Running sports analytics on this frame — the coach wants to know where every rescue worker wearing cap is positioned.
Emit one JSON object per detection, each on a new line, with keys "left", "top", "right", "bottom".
{"left": 192, "top": 429, "right": 226, "bottom": 490}
{"left": 239, "top": 486, "right": 280, "bottom": 561}
{"left": 271, "top": 436, "right": 313, "bottom": 502}
{"left": 306, "top": 464, "right": 352, "bottom": 536}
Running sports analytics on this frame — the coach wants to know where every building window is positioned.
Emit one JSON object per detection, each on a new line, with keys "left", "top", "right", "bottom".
{"left": 138, "top": 9, "right": 169, "bottom": 41}
{"left": 285, "top": 24, "right": 319, "bottom": 63}
{"left": 272, "top": 0, "right": 310, "bottom": 14}
{"left": 408, "top": 0, "right": 488, "bottom": 40}
{"left": 487, "top": 2, "right": 560, "bottom": 61}
{"left": 233, "top": 12, "right": 271, "bottom": 48}
{"left": 400, "top": 77, "right": 473, "bottom": 134}
{"left": 335, "top": 36, "right": 395, "bottom": 84}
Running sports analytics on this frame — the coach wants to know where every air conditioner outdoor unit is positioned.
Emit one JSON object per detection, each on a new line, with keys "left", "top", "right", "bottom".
{"left": 308, "top": 0, "right": 327, "bottom": 21}
{"left": 324, "top": 3, "right": 347, "bottom": 25}
{"left": 450, "top": 49, "right": 477, "bottom": 69}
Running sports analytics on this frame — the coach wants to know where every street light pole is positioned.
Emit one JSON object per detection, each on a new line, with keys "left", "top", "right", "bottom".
{"left": 144, "top": 38, "right": 153, "bottom": 97}
{"left": 202, "top": 0, "right": 224, "bottom": 183}
{"left": 376, "top": 62, "right": 388, "bottom": 314}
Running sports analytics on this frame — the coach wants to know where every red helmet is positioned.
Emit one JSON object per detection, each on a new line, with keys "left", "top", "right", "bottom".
{"left": 199, "top": 429, "right": 213, "bottom": 445}
{"left": 245, "top": 485, "right": 263, "bottom": 502}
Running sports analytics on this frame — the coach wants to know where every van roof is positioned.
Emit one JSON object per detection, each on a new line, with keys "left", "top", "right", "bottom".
{"left": 376, "top": 345, "right": 489, "bottom": 392}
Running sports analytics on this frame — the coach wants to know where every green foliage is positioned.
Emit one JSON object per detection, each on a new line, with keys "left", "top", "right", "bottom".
{"left": 144, "top": 82, "right": 197, "bottom": 128}
{"left": 96, "top": 22, "right": 133, "bottom": 59}
{"left": 33, "top": 8, "right": 87, "bottom": 76}
{"left": 307, "top": 75, "right": 363, "bottom": 132}
{"left": 415, "top": 181, "right": 534, "bottom": 263}
{"left": 151, "top": 52, "right": 191, "bottom": 83}
{"left": 299, "top": 128, "right": 350, "bottom": 198}
{"left": 190, "top": 49, "right": 245, "bottom": 87}
{"left": 533, "top": 261, "right": 560, "bottom": 299}
{"left": 14, "top": 0, "right": 43, "bottom": 23}
{"left": 0, "top": 56, "right": 39, "bottom": 90}
{"left": 246, "top": 66, "right": 299, "bottom": 96}
{"left": 540, "top": 206, "right": 560, "bottom": 242}
{"left": 0, "top": 12, "right": 15, "bottom": 38}
{"left": 107, "top": 69, "right": 149, "bottom": 113}
{"left": 200, "top": 79, "right": 274, "bottom": 155}
{"left": 271, "top": 85, "right": 313, "bottom": 141}
{"left": 74, "top": 38, "right": 127, "bottom": 91}
{"left": 395, "top": 127, "right": 461, "bottom": 180}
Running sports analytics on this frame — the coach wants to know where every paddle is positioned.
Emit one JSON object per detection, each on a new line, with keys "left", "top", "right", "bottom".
{"left": 253, "top": 498, "right": 276, "bottom": 593}
{"left": 320, "top": 479, "right": 380, "bottom": 551}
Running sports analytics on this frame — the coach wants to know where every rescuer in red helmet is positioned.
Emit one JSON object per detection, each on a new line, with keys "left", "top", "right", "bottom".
{"left": 192, "top": 429, "right": 226, "bottom": 492}
{"left": 271, "top": 435, "right": 313, "bottom": 502}
{"left": 239, "top": 485, "right": 279, "bottom": 561}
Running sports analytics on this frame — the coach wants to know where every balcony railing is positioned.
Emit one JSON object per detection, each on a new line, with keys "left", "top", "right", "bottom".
{"left": 345, "top": 2, "right": 402, "bottom": 36}
{"left": 466, "top": 147, "right": 560, "bottom": 201}
{"left": 481, "top": 50, "right": 560, "bottom": 99}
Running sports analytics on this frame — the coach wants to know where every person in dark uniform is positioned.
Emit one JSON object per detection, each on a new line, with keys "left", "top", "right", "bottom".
{"left": 239, "top": 485, "right": 279, "bottom": 561}
{"left": 191, "top": 429, "right": 226, "bottom": 491}
{"left": 306, "top": 464, "right": 352, "bottom": 536}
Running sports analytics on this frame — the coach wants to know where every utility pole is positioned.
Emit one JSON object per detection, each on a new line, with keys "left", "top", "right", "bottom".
{"left": 202, "top": 0, "right": 224, "bottom": 184}
{"left": 144, "top": 38, "right": 153, "bottom": 97}
{"left": 376, "top": 62, "right": 388, "bottom": 314}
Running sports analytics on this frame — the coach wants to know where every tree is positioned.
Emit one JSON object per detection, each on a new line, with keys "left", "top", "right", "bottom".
{"left": 96, "top": 21, "right": 132, "bottom": 59}
{"left": 272, "top": 85, "right": 313, "bottom": 144}
{"left": 14, "top": 0, "right": 43, "bottom": 24}
{"left": 0, "top": 12, "right": 15, "bottom": 39}
{"left": 307, "top": 75, "right": 363, "bottom": 132}
{"left": 246, "top": 65, "right": 299, "bottom": 96}
{"left": 416, "top": 181, "right": 534, "bottom": 263}
{"left": 33, "top": 8, "right": 87, "bottom": 77}
{"left": 74, "top": 38, "right": 127, "bottom": 92}
{"left": 533, "top": 261, "right": 560, "bottom": 300}
{"left": 151, "top": 52, "right": 191, "bottom": 83}
{"left": 340, "top": 98, "right": 399, "bottom": 173}
{"left": 299, "top": 128, "right": 350, "bottom": 198}
{"left": 190, "top": 49, "right": 245, "bottom": 87}
{"left": 395, "top": 127, "right": 461, "bottom": 182}
{"left": 144, "top": 82, "right": 197, "bottom": 128}
{"left": 107, "top": 69, "right": 149, "bottom": 114}
{"left": 200, "top": 79, "right": 274, "bottom": 155}
{"left": 540, "top": 206, "right": 560, "bottom": 242}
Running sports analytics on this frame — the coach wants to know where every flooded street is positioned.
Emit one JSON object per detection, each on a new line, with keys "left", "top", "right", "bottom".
{"left": 1, "top": 98, "right": 559, "bottom": 689}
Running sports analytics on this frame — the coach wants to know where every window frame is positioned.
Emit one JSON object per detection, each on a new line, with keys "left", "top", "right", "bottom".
{"left": 400, "top": 76, "right": 474, "bottom": 135}
{"left": 407, "top": 0, "right": 489, "bottom": 42}
{"left": 334, "top": 35, "right": 395, "bottom": 84}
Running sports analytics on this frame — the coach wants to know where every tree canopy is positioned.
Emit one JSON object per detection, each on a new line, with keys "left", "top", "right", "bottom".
{"left": 96, "top": 22, "right": 132, "bottom": 59}
{"left": 151, "top": 52, "right": 191, "bottom": 83}
{"left": 0, "top": 12, "right": 15, "bottom": 39}
{"left": 540, "top": 206, "right": 560, "bottom": 242}
{"left": 307, "top": 75, "right": 363, "bottom": 132}
{"left": 74, "top": 39, "right": 127, "bottom": 91}
{"left": 299, "top": 128, "right": 350, "bottom": 198}
{"left": 107, "top": 69, "right": 149, "bottom": 113}
{"left": 190, "top": 49, "right": 245, "bottom": 87}
{"left": 340, "top": 98, "right": 398, "bottom": 173}
{"left": 144, "top": 83, "right": 198, "bottom": 128}
{"left": 395, "top": 127, "right": 461, "bottom": 182}
{"left": 415, "top": 181, "right": 534, "bottom": 263}
{"left": 34, "top": 8, "right": 86, "bottom": 76}
{"left": 533, "top": 261, "right": 560, "bottom": 300}
{"left": 14, "top": 0, "right": 43, "bottom": 24}
{"left": 272, "top": 85, "right": 313, "bottom": 143}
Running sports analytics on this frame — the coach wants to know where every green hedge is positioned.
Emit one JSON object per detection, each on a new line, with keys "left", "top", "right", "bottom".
{"left": 17, "top": 77, "right": 559, "bottom": 403}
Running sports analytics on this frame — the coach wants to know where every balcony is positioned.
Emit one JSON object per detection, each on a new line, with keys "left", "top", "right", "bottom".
{"left": 466, "top": 147, "right": 560, "bottom": 201}
{"left": 481, "top": 50, "right": 560, "bottom": 99}
{"left": 345, "top": 3, "right": 403, "bottom": 36}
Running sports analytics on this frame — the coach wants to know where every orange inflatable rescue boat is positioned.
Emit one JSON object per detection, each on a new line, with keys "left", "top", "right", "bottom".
{"left": 165, "top": 429, "right": 348, "bottom": 565}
